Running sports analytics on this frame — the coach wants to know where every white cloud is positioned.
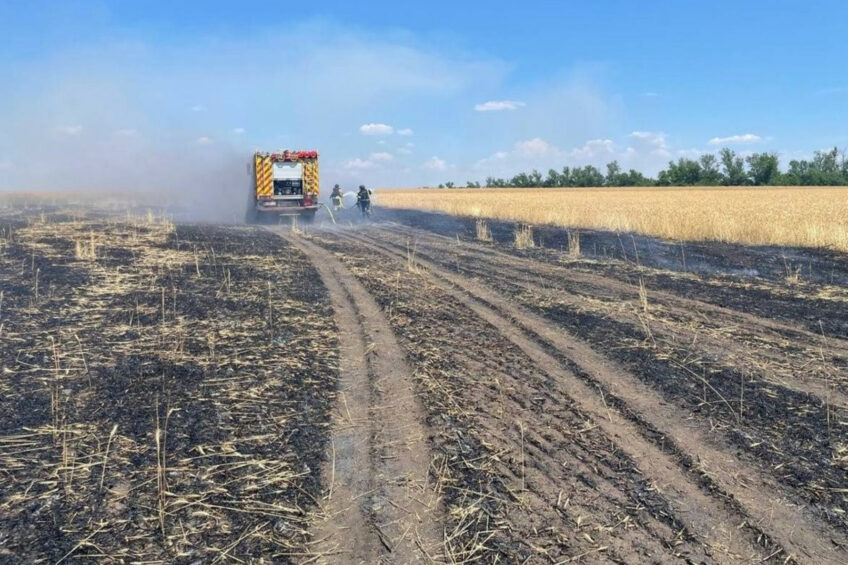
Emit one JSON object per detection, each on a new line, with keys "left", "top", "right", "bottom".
{"left": 469, "top": 79, "right": 614, "bottom": 160}
{"left": 360, "top": 123, "right": 394, "bottom": 136}
{"left": 423, "top": 156, "right": 448, "bottom": 171}
{"left": 377, "top": 140, "right": 386, "bottom": 145}
{"left": 56, "top": 125, "right": 83, "bottom": 136}
{"left": 370, "top": 151, "right": 393, "bottom": 162}
{"left": 477, "top": 150, "right": 509, "bottom": 165}
{"left": 617, "top": 131, "right": 671, "bottom": 173}
{"left": 397, "top": 147, "right": 412, "bottom": 155}
{"left": 196, "top": 136, "right": 213, "bottom": 145}
{"left": 191, "top": 104, "right": 206, "bottom": 112}
{"left": 232, "top": 127, "right": 245, "bottom": 134}
{"left": 477, "top": 137, "right": 614, "bottom": 170}
{"left": 343, "top": 158, "right": 376, "bottom": 170}
{"left": 474, "top": 100, "right": 526, "bottom": 112}
{"left": 396, "top": 128, "right": 413, "bottom": 136}
{"left": 115, "top": 128, "right": 137, "bottom": 137}
{"left": 514, "top": 138, "right": 555, "bottom": 157}
{"left": 626, "top": 131, "right": 670, "bottom": 158}
{"left": 708, "top": 133, "right": 762, "bottom": 146}
{"left": 474, "top": 131, "right": 677, "bottom": 178}
{"left": 568, "top": 138, "right": 616, "bottom": 161}
{"left": 629, "top": 131, "right": 665, "bottom": 142}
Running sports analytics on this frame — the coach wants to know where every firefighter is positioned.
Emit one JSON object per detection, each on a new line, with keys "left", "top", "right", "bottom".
{"left": 356, "top": 185, "right": 372, "bottom": 217}
{"left": 330, "top": 184, "right": 344, "bottom": 210}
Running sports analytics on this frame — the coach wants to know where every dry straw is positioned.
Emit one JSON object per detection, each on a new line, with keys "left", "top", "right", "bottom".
{"left": 567, "top": 230, "right": 581, "bottom": 257}
{"left": 514, "top": 225, "right": 534, "bottom": 249}
{"left": 475, "top": 219, "right": 492, "bottom": 242}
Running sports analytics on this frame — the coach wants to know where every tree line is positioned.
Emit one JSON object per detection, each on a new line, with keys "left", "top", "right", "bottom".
{"left": 437, "top": 147, "right": 848, "bottom": 188}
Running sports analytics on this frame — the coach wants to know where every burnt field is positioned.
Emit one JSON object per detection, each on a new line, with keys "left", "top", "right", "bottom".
{"left": 0, "top": 209, "right": 337, "bottom": 563}
{"left": 1, "top": 205, "right": 847, "bottom": 564}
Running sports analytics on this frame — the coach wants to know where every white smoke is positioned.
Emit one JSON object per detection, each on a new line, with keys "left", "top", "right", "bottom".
{"left": 0, "top": 21, "right": 510, "bottom": 204}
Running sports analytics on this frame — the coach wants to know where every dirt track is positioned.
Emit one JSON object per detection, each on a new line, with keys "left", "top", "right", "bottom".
{"left": 1, "top": 207, "right": 846, "bottom": 564}
{"left": 275, "top": 211, "right": 848, "bottom": 564}
{"left": 283, "top": 233, "right": 442, "bottom": 563}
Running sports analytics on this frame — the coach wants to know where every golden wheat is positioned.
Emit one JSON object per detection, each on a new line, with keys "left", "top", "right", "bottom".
{"left": 377, "top": 186, "right": 848, "bottom": 251}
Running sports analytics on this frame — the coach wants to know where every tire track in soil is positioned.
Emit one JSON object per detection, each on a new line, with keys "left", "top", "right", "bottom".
{"left": 372, "top": 224, "right": 848, "bottom": 531}
{"left": 374, "top": 225, "right": 848, "bottom": 522}
{"left": 379, "top": 224, "right": 848, "bottom": 410}
{"left": 413, "top": 247, "right": 848, "bottom": 409}
{"left": 384, "top": 221, "right": 848, "bottom": 352}
{"left": 382, "top": 224, "right": 848, "bottom": 359}
{"left": 277, "top": 230, "right": 443, "bottom": 564}
{"left": 307, "top": 232, "right": 740, "bottom": 563}
{"left": 342, "top": 228, "right": 848, "bottom": 564}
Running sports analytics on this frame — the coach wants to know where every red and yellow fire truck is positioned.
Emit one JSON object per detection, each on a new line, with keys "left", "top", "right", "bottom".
{"left": 247, "top": 150, "right": 319, "bottom": 223}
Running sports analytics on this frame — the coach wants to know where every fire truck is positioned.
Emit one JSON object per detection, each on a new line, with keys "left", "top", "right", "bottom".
{"left": 247, "top": 150, "right": 319, "bottom": 223}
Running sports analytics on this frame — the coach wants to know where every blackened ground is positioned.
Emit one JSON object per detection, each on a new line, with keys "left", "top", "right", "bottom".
{"left": 307, "top": 231, "right": 765, "bottom": 564}
{"left": 0, "top": 212, "right": 337, "bottom": 564}
{"left": 361, "top": 217, "right": 848, "bottom": 539}
{"left": 382, "top": 208, "right": 848, "bottom": 338}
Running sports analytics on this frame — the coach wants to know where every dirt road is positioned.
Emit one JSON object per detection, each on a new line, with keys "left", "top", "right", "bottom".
{"left": 275, "top": 214, "right": 848, "bottom": 564}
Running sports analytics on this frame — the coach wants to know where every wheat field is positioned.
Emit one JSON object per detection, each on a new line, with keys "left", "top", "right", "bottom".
{"left": 377, "top": 186, "right": 848, "bottom": 251}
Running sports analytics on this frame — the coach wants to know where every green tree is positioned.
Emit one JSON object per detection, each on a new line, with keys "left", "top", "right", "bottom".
{"left": 657, "top": 158, "right": 702, "bottom": 185}
{"left": 745, "top": 153, "right": 780, "bottom": 185}
{"left": 811, "top": 148, "right": 842, "bottom": 184}
{"left": 543, "top": 169, "right": 559, "bottom": 187}
{"left": 472, "top": 145, "right": 848, "bottom": 189}
{"left": 622, "top": 169, "right": 652, "bottom": 186}
{"left": 719, "top": 148, "right": 747, "bottom": 185}
{"left": 571, "top": 165, "right": 604, "bottom": 187}
{"left": 529, "top": 169, "right": 543, "bottom": 187}
{"left": 841, "top": 149, "right": 848, "bottom": 182}
{"left": 510, "top": 172, "right": 531, "bottom": 187}
{"left": 560, "top": 167, "right": 573, "bottom": 187}
{"left": 784, "top": 160, "right": 806, "bottom": 185}
{"left": 699, "top": 154, "right": 722, "bottom": 185}
{"left": 605, "top": 160, "right": 623, "bottom": 186}
{"left": 782, "top": 148, "right": 846, "bottom": 185}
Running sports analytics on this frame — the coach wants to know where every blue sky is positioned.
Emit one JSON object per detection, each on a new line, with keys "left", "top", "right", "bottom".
{"left": 1, "top": 0, "right": 847, "bottom": 190}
